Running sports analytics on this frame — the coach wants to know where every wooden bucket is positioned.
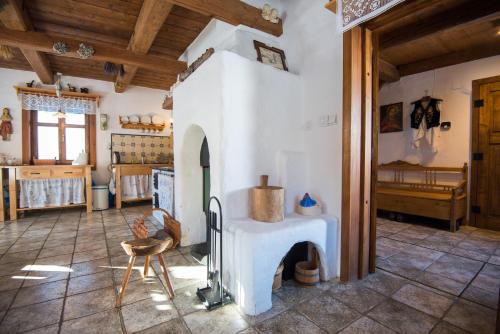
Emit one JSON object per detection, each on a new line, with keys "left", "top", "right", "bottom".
{"left": 272, "top": 262, "right": 284, "bottom": 293}
{"left": 250, "top": 175, "right": 284, "bottom": 223}
{"left": 294, "top": 248, "right": 320, "bottom": 286}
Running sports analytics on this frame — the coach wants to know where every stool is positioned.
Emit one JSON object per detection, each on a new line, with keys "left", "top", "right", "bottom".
{"left": 116, "top": 237, "right": 175, "bottom": 307}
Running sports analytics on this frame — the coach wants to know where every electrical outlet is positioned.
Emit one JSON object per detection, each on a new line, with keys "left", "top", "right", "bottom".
{"left": 328, "top": 114, "right": 338, "bottom": 125}
{"left": 319, "top": 115, "right": 329, "bottom": 127}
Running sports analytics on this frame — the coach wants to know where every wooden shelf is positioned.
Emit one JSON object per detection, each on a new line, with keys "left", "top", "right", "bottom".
{"left": 120, "top": 122, "right": 166, "bottom": 132}
{"left": 15, "top": 86, "right": 101, "bottom": 105}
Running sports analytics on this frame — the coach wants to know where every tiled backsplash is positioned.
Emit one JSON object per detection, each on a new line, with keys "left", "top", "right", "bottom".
{"left": 111, "top": 133, "right": 173, "bottom": 164}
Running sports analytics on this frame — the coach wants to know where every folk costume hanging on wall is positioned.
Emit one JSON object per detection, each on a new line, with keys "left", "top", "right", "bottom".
{"left": 410, "top": 96, "right": 442, "bottom": 152}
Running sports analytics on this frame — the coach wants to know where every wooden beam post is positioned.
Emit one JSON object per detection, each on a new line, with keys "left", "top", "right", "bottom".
{"left": 115, "top": 0, "right": 174, "bottom": 93}
{"left": 379, "top": 58, "right": 399, "bottom": 83}
{"left": 342, "top": 26, "right": 376, "bottom": 282}
{"left": 167, "top": 0, "right": 282, "bottom": 36}
{"left": 369, "top": 33, "right": 380, "bottom": 273}
{"left": 342, "top": 27, "right": 362, "bottom": 282}
{"left": 359, "top": 28, "right": 373, "bottom": 278}
{"left": 0, "top": 27, "right": 186, "bottom": 75}
{"left": 0, "top": 0, "right": 53, "bottom": 84}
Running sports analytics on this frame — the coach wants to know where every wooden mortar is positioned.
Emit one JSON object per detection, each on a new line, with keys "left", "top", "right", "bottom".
{"left": 250, "top": 175, "right": 284, "bottom": 223}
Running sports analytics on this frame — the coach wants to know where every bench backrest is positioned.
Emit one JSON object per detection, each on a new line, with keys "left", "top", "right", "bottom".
{"left": 377, "top": 160, "right": 467, "bottom": 193}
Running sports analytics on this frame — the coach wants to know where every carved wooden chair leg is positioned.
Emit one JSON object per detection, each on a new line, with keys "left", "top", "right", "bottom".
{"left": 157, "top": 253, "right": 175, "bottom": 299}
{"left": 144, "top": 256, "right": 150, "bottom": 277}
{"left": 116, "top": 255, "right": 136, "bottom": 307}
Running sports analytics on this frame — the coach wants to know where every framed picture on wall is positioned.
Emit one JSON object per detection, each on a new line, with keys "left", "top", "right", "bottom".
{"left": 253, "top": 40, "right": 288, "bottom": 71}
{"left": 380, "top": 102, "right": 403, "bottom": 133}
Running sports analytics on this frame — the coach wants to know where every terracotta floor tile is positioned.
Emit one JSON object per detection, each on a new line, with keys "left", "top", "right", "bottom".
{"left": 430, "top": 321, "right": 469, "bottom": 334}
{"left": 121, "top": 298, "right": 179, "bottom": 333}
{"left": 256, "top": 309, "right": 324, "bottom": 334}
{"left": 330, "top": 283, "right": 386, "bottom": 313}
{"left": 60, "top": 309, "right": 122, "bottom": 334}
{"left": 12, "top": 279, "right": 67, "bottom": 308}
{"left": 361, "top": 270, "right": 408, "bottom": 296}
{"left": 391, "top": 284, "right": 454, "bottom": 317}
{"left": 338, "top": 316, "right": 396, "bottom": 334}
{"left": 296, "top": 294, "right": 361, "bottom": 333}
{"left": 64, "top": 287, "right": 116, "bottom": 320}
{"left": 0, "top": 298, "right": 63, "bottom": 333}
{"left": 368, "top": 299, "right": 438, "bottom": 334}
{"left": 425, "top": 254, "right": 483, "bottom": 284}
{"left": 67, "top": 270, "right": 114, "bottom": 295}
{"left": 443, "top": 299, "right": 496, "bottom": 334}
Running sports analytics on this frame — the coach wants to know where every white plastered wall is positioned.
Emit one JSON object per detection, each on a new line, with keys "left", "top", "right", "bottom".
{"left": 173, "top": 51, "right": 304, "bottom": 246}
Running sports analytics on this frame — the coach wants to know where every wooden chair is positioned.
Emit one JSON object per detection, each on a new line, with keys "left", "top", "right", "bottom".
{"left": 116, "top": 208, "right": 181, "bottom": 307}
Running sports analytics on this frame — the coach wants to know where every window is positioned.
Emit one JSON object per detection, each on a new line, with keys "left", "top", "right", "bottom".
{"left": 25, "top": 110, "right": 96, "bottom": 166}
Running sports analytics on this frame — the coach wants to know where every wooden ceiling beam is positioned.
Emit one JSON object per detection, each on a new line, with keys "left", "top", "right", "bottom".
{"left": 399, "top": 42, "right": 500, "bottom": 77}
{"left": 380, "top": 0, "right": 500, "bottom": 49}
{"left": 379, "top": 58, "right": 400, "bottom": 83}
{"left": 0, "top": 0, "right": 53, "bottom": 84}
{"left": 166, "top": 0, "right": 283, "bottom": 36}
{"left": 0, "top": 27, "right": 186, "bottom": 75}
{"left": 365, "top": 0, "right": 447, "bottom": 31}
{"left": 115, "top": 0, "right": 174, "bottom": 93}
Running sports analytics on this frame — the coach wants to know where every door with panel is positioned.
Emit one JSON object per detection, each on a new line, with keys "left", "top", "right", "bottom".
{"left": 472, "top": 79, "right": 500, "bottom": 231}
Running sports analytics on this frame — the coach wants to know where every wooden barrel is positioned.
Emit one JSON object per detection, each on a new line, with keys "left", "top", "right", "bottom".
{"left": 250, "top": 175, "right": 284, "bottom": 223}
{"left": 272, "top": 263, "right": 284, "bottom": 293}
{"left": 294, "top": 261, "right": 320, "bottom": 286}
{"left": 294, "top": 248, "right": 320, "bottom": 286}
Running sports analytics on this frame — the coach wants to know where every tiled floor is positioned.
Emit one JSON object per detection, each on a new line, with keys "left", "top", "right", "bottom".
{"left": 0, "top": 207, "right": 498, "bottom": 334}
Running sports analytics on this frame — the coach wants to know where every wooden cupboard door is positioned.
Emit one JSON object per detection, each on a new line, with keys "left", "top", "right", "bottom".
{"left": 474, "top": 82, "right": 500, "bottom": 231}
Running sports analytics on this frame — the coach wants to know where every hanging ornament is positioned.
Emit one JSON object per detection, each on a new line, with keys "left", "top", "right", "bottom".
{"left": 53, "top": 41, "right": 69, "bottom": 55}
{"left": 77, "top": 43, "right": 94, "bottom": 59}
{"left": 104, "top": 62, "right": 118, "bottom": 75}
{"left": 0, "top": 45, "right": 14, "bottom": 60}
{"left": 118, "top": 64, "right": 125, "bottom": 77}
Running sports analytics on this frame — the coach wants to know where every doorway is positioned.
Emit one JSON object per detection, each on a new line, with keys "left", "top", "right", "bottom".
{"left": 191, "top": 136, "right": 211, "bottom": 262}
{"left": 471, "top": 76, "right": 500, "bottom": 231}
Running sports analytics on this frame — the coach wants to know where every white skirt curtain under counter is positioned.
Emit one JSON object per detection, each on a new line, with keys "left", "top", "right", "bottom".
{"left": 109, "top": 174, "right": 152, "bottom": 200}
{"left": 18, "top": 178, "right": 85, "bottom": 209}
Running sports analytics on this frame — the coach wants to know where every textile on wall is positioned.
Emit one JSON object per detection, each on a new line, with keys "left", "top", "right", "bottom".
{"left": 19, "top": 92, "right": 97, "bottom": 114}
{"left": 340, "top": 0, "right": 406, "bottom": 32}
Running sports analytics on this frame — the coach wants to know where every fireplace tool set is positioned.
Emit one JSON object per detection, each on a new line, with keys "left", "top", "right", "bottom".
{"left": 197, "top": 196, "right": 231, "bottom": 310}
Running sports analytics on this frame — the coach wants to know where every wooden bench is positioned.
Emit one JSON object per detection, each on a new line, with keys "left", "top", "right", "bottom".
{"left": 376, "top": 161, "right": 468, "bottom": 232}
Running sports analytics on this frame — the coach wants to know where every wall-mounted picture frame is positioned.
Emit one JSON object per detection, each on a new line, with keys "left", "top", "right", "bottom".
{"left": 253, "top": 40, "right": 288, "bottom": 71}
{"left": 380, "top": 102, "right": 403, "bottom": 133}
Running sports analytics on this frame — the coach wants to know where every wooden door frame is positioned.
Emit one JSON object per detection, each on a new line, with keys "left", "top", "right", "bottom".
{"left": 341, "top": 25, "right": 378, "bottom": 281}
{"left": 470, "top": 75, "right": 500, "bottom": 228}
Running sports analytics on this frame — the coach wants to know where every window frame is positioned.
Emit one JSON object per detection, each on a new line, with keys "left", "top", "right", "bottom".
{"left": 22, "top": 109, "right": 96, "bottom": 168}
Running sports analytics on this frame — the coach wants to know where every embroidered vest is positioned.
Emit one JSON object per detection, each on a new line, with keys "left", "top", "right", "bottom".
{"left": 410, "top": 98, "right": 441, "bottom": 129}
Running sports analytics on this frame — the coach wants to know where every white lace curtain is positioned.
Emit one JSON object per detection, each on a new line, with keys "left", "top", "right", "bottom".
{"left": 20, "top": 92, "right": 97, "bottom": 115}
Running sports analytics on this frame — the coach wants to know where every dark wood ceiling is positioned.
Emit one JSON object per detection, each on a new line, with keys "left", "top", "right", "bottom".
{"left": 0, "top": 0, "right": 283, "bottom": 92}
{"left": 366, "top": 0, "right": 500, "bottom": 81}
{"left": 0, "top": 0, "right": 211, "bottom": 90}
